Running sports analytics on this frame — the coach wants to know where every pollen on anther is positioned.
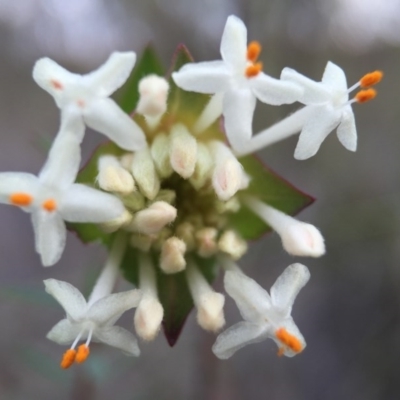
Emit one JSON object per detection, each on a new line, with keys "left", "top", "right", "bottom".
{"left": 51, "top": 79, "right": 63, "bottom": 90}
{"left": 61, "top": 349, "right": 76, "bottom": 369}
{"left": 42, "top": 199, "right": 57, "bottom": 212}
{"left": 360, "top": 71, "right": 383, "bottom": 88}
{"left": 75, "top": 344, "right": 90, "bottom": 364}
{"left": 275, "top": 328, "right": 303, "bottom": 353}
{"left": 247, "top": 41, "right": 262, "bottom": 62}
{"left": 10, "top": 192, "right": 33, "bottom": 207}
{"left": 355, "top": 88, "right": 377, "bottom": 103}
{"left": 245, "top": 62, "right": 263, "bottom": 78}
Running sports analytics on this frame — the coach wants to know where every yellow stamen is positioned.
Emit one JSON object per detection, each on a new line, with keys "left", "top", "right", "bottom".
{"left": 360, "top": 71, "right": 383, "bottom": 88}
{"left": 245, "top": 62, "right": 263, "bottom": 78}
{"left": 10, "top": 192, "right": 33, "bottom": 207}
{"left": 75, "top": 344, "right": 90, "bottom": 364}
{"left": 42, "top": 198, "right": 57, "bottom": 212}
{"left": 355, "top": 88, "right": 377, "bottom": 103}
{"left": 275, "top": 328, "right": 303, "bottom": 353}
{"left": 247, "top": 41, "right": 262, "bottom": 62}
{"left": 60, "top": 349, "right": 76, "bottom": 369}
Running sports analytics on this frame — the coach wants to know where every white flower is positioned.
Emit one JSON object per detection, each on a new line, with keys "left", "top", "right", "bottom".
{"left": 33, "top": 52, "right": 146, "bottom": 151}
{"left": 212, "top": 263, "right": 310, "bottom": 359}
{"left": 281, "top": 62, "right": 380, "bottom": 159}
{"left": 172, "top": 15, "right": 302, "bottom": 149}
{"left": 0, "top": 133, "right": 126, "bottom": 266}
{"left": 44, "top": 279, "right": 141, "bottom": 368}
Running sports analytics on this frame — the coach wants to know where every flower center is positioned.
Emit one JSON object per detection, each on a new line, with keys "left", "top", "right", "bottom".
{"left": 245, "top": 41, "right": 263, "bottom": 78}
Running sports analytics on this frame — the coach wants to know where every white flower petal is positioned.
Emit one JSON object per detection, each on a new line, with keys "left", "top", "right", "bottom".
{"left": 59, "top": 184, "right": 125, "bottom": 223}
{"left": 0, "top": 172, "right": 39, "bottom": 205}
{"left": 172, "top": 61, "right": 231, "bottom": 94}
{"left": 280, "top": 67, "right": 331, "bottom": 104}
{"left": 44, "top": 279, "right": 87, "bottom": 320}
{"left": 250, "top": 73, "right": 302, "bottom": 105}
{"left": 223, "top": 87, "right": 256, "bottom": 146}
{"left": 322, "top": 61, "right": 348, "bottom": 91}
{"left": 220, "top": 15, "right": 247, "bottom": 71}
{"left": 38, "top": 133, "right": 82, "bottom": 190}
{"left": 46, "top": 318, "right": 80, "bottom": 345}
{"left": 270, "top": 264, "right": 310, "bottom": 313}
{"left": 83, "top": 97, "right": 146, "bottom": 151}
{"left": 294, "top": 105, "right": 341, "bottom": 160}
{"left": 224, "top": 271, "right": 273, "bottom": 323}
{"left": 337, "top": 107, "right": 357, "bottom": 151}
{"left": 87, "top": 290, "right": 142, "bottom": 326}
{"left": 84, "top": 52, "right": 136, "bottom": 97}
{"left": 94, "top": 325, "right": 140, "bottom": 356}
{"left": 212, "top": 321, "right": 269, "bottom": 359}
{"left": 31, "top": 210, "right": 67, "bottom": 267}
{"left": 32, "top": 58, "right": 78, "bottom": 107}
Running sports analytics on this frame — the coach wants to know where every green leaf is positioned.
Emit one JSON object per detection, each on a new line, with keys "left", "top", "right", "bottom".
{"left": 120, "top": 247, "right": 218, "bottom": 346}
{"left": 230, "top": 155, "right": 314, "bottom": 240}
{"left": 117, "top": 45, "right": 165, "bottom": 114}
{"left": 167, "top": 45, "right": 211, "bottom": 124}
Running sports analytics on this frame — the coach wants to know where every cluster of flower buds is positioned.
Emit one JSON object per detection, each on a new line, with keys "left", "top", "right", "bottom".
{"left": 0, "top": 15, "right": 382, "bottom": 367}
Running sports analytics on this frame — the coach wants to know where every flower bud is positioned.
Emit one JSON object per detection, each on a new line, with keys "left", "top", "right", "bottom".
{"left": 100, "top": 209, "right": 132, "bottom": 233}
{"left": 134, "top": 295, "right": 164, "bottom": 341}
{"left": 150, "top": 133, "right": 173, "bottom": 179}
{"left": 160, "top": 237, "right": 187, "bottom": 274}
{"left": 136, "top": 74, "right": 169, "bottom": 117}
{"left": 197, "top": 292, "right": 226, "bottom": 332}
{"left": 189, "top": 143, "right": 213, "bottom": 190}
{"left": 97, "top": 155, "right": 135, "bottom": 194}
{"left": 218, "top": 230, "right": 248, "bottom": 260}
{"left": 130, "top": 233, "right": 154, "bottom": 252}
{"left": 195, "top": 227, "right": 218, "bottom": 257}
{"left": 175, "top": 222, "right": 196, "bottom": 250}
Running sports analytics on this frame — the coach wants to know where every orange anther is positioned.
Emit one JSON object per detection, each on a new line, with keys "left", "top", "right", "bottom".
{"left": 275, "top": 328, "right": 303, "bottom": 353}
{"left": 360, "top": 71, "right": 383, "bottom": 88}
{"left": 245, "top": 62, "right": 263, "bottom": 78}
{"left": 75, "top": 344, "right": 90, "bottom": 364}
{"left": 42, "top": 198, "right": 57, "bottom": 212}
{"left": 60, "top": 349, "right": 76, "bottom": 369}
{"left": 51, "top": 79, "right": 63, "bottom": 90}
{"left": 355, "top": 88, "right": 377, "bottom": 103}
{"left": 10, "top": 193, "right": 33, "bottom": 207}
{"left": 277, "top": 347, "right": 285, "bottom": 357}
{"left": 247, "top": 41, "right": 262, "bottom": 62}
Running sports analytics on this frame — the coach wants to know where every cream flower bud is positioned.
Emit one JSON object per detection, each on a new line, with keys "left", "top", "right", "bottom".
{"left": 175, "top": 222, "right": 196, "bottom": 250}
{"left": 218, "top": 230, "right": 248, "bottom": 260}
{"left": 186, "top": 262, "right": 225, "bottom": 332}
{"left": 209, "top": 141, "right": 243, "bottom": 201}
{"left": 244, "top": 196, "right": 325, "bottom": 257}
{"left": 150, "top": 133, "right": 173, "bottom": 179}
{"left": 160, "top": 236, "right": 187, "bottom": 274}
{"left": 134, "top": 295, "right": 164, "bottom": 341}
{"left": 136, "top": 75, "right": 169, "bottom": 117}
{"left": 97, "top": 155, "right": 135, "bottom": 194}
{"left": 169, "top": 124, "right": 198, "bottom": 179}
{"left": 189, "top": 143, "right": 213, "bottom": 190}
{"left": 130, "top": 233, "right": 154, "bottom": 252}
{"left": 131, "top": 148, "right": 160, "bottom": 200}
{"left": 134, "top": 253, "right": 164, "bottom": 341}
{"left": 195, "top": 227, "right": 218, "bottom": 257}
{"left": 129, "top": 201, "right": 177, "bottom": 235}
{"left": 119, "top": 153, "right": 134, "bottom": 170}
{"left": 100, "top": 209, "right": 132, "bottom": 233}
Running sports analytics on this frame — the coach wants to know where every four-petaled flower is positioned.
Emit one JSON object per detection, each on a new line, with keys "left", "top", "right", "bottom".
{"left": 172, "top": 15, "right": 302, "bottom": 149}
{"left": 33, "top": 51, "right": 146, "bottom": 151}
{"left": 212, "top": 263, "right": 309, "bottom": 359}
{"left": 0, "top": 132, "right": 126, "bottom": 266}
{"left": 45, "top": 279, "right": 142, "bottom": 368}
{"left": 281, "top": 62, "right": 381, "bottom": 159}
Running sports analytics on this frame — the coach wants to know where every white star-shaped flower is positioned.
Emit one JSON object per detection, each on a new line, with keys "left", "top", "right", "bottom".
{"left": 0, "top": 131, "right": 126, "bottom": 266}
{"left": 212, "top": 263, "right": 310, "bottom": 359}
{"left": 44, "top": 279, "right": 141, "bottom": 368}
{"left": 33, "top": 51, "right": 146, "bottom": 151}
{"left": 281, "top": 62, "right": 381, "bottom": 159}
{"left": 172, "top": 15, "right": 302, "bottom": 149}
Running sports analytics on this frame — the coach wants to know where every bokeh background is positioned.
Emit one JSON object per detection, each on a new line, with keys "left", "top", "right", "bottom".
{"left": 0, "top": 0, "right": 399, "bottom": 399}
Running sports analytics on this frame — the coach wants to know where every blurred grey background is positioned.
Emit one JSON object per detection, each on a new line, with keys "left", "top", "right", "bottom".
{"left": 0, "top": 0, "right": 399, "bottom": 399}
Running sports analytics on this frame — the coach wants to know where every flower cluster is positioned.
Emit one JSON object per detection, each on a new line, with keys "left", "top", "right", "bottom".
{"left": 0, "top": 15, "right": 381, "bottom": 367}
